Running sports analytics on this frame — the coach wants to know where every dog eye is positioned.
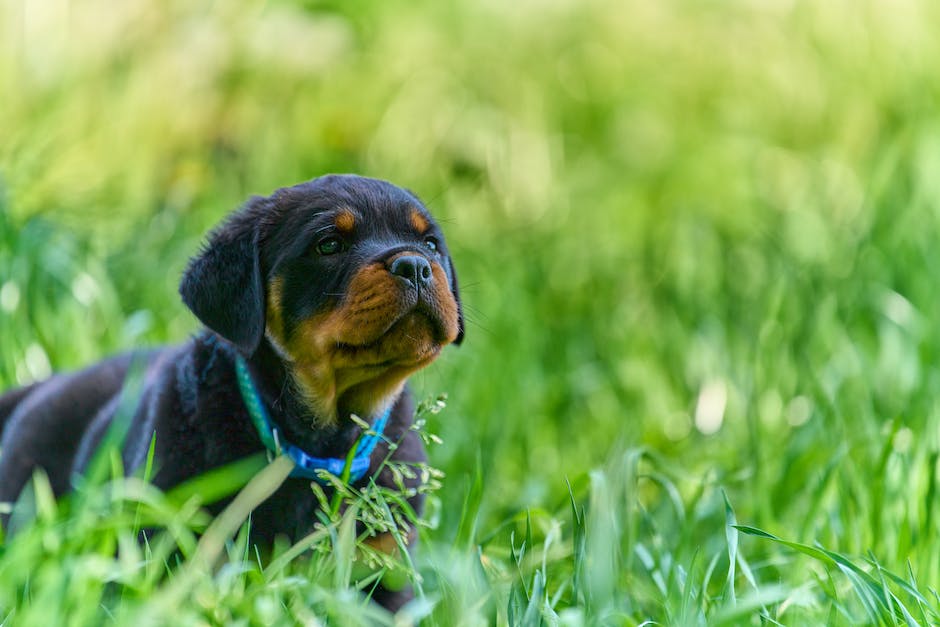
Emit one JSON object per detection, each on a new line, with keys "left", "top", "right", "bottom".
{"left": 316, "top": 237, "right": 345, "bottom": 256}
{"left": 424, "top": 237, "right": 440, "bottom": 252}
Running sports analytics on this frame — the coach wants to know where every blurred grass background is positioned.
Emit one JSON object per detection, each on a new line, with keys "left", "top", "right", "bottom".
{"left": 3, "top": 0, "right": 940, "bottom": 623}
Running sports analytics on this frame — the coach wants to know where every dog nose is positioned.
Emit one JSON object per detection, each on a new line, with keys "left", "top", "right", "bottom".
{"left": 389, "top": 255, "right": 433, "bottom": 288}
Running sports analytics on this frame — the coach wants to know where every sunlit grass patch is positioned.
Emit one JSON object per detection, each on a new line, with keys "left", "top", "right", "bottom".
{"left": 0, "top": 421, "right": 441, "bottom": 625}
{"left": 2, "top": 409, "right": 939, "bottom": 624}
{"left": 0, "top": 386, "right": 456, "bottom": 622}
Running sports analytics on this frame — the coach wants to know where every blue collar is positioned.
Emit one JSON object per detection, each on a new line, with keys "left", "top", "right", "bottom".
{"left": 233, "top": 355, "right": 390, "bottom": 484}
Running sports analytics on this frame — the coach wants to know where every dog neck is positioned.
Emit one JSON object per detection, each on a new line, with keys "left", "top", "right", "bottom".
{"left": 233, "top": 352, "right": 391, "bottom": 483}
{"left": 237, "top": 337, "right": 400, "bottom": 456}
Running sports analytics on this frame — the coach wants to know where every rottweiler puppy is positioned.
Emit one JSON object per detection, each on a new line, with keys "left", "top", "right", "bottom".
{"left": 0, "top": 174, "right": 463, "bottom": 610}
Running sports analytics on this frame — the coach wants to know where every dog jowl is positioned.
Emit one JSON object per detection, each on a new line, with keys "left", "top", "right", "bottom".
{"left": 0, "top": 174, "right": 464, "bottom": 611}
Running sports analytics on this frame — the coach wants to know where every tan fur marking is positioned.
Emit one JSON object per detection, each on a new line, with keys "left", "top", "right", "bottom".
{"left": 266, "top": 277, "right": 286, "bottom": 346}
{"left": 429, "top": 262, "right": 460, "bottom": 343}
{"left": 363, "top": 528, "right": 416, "bottom": 557}
{"left": 410, "top": 209, "right": 429, "bottom": 234}
{"left": 286, "top": 311, "right": 346, "bottom": 422}
{"left": 335, "top": 209, "right": 356, "bottom": 233}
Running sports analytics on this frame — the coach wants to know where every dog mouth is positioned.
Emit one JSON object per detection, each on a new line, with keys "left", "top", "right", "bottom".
{"left": 333, "top": 309, "right": 445, "bottom": 368}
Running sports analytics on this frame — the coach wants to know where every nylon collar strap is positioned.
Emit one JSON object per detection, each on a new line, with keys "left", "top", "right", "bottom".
{"left": 234, "top": 355, "right": 390, "bottom": 484}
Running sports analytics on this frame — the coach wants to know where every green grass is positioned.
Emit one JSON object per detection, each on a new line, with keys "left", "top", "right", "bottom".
{"left": 3, "top": 0, "right": 940, "bottom": 623}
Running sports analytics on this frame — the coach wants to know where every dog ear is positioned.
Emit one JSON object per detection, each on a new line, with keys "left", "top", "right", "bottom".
{"left": 447, "top": 255, "right": 464, "bottom": 345}
{"left": 179, "top": 198, "right": 268, "bottom": 355}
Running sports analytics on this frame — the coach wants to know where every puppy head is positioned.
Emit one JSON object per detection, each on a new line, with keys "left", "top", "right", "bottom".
{"left": 180, "top": 175, "right": 463, "bottom": 423}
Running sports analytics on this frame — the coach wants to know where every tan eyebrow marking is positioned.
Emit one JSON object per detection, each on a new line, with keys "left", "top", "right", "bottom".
{"left": 334, "top": 209, "right": 356, "bottom": 233}
{"left": 410, "top": 209, "right": 429, "bottom": 234}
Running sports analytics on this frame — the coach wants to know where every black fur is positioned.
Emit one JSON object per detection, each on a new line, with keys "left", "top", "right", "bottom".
{"left": 179, "top": 200, "right": 268, "bottom": 355}
{"left": 0, "top": 175, "right": 463, "bottom": 612}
